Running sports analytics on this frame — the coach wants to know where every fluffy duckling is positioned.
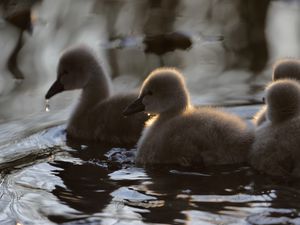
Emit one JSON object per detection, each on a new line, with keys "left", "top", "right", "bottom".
{"left": 249, "top": 79, "right": 300, "bottom": 177}
{"left": 123, "top": 68, "right": 254, "bottom": 166}
{"left": 254, "top": 59, "right": 300, "bottom": 126}
{"left": 45, "top": 45, "right": 148, "bottom": 146}
{"left": 272, "top": 59, "right": 300, "bottom": 81}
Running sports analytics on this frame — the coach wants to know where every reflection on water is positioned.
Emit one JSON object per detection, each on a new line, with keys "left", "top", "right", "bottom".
{"left": 1, "top": 118, "right": 300, "bottom": 224}
{"left": 0, "top": 0, "right": 300, "bottom": 224}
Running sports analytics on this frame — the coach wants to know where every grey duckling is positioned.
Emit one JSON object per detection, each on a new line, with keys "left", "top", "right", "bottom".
{"left": 45, "top": 45, "right": 148, "bottom": 146}
{"left": 124, "top": 68, "right": 254, "bottom": 167}
{"left": 250, "top": 79, "right": 300, "bottom": 177}
{"left": 254, "top": 59, "right": 300, "bottom": 126}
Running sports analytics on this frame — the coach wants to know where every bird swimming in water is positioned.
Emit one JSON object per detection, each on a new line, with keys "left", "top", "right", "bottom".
{"left": 124, "top": 68, "right": 254, "bottom": 167}
{"left": 250, "top": 79, "right": 300, "bottom": 177}
{"left": 253, "top": 59, "right": 300, "bottom": 126}
{"left": 45, "top": 45, "right": 148, "bottom": 146}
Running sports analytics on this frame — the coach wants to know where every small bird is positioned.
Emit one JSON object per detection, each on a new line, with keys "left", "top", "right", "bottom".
{"left": 253, "top": 59, "right": 300, "bottom": 126}
{"left": 249, "top": 79, "right": 300, "bottom": 177}
{"left": 45, "top": 45, "right": 148, "bottom": 146}
{"left": 123, "top": 68, "right": 253, "bottom": 167}
{"left": 272, "top": 59, "right": 300, "bottom": 81}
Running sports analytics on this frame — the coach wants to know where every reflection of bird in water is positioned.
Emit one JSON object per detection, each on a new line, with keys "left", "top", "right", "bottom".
{"left": 0, "top": 0, "right": 41, "bottom": 80}
{"left": 48, "top": 139, "right": 134, "bottom": 223}
{"left": 140, "top": 165, "right": 267, "bottom": 224}
{"left": 48, "top": 160, "right": 115, "bottom": 223}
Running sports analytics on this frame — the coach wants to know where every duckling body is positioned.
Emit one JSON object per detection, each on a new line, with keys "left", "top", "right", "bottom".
{"left": 249, "top": 79, "right": 300, "bottom": 177}
{"left": 124, "top": 68, "right": 253, "bottom": 166}
{"left": 137, "top": 107, "right": 252, "bottom": 166}
{"left": 254, "top": 59, "right": 300, "bottom": 126}
{"left": 67, "top": 92, "right": 147, "bottom": 145}
{"left": 46, "top": 45, "right": 147, "bottom": 145}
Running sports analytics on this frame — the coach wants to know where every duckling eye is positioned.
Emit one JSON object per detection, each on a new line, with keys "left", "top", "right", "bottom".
{"left": 262, "top": 97, "right": 265, "bottom": 103}
{"left": 148, "top": 90, "right": 153, "bottom": 96}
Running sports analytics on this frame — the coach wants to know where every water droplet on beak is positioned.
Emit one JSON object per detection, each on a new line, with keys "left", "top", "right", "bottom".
{"left": 45, "top": 99, "right": 50, "bottom": 112}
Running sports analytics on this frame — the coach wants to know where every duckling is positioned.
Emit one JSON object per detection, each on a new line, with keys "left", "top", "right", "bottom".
{"left": 272, "top": 59, "right": 300, "bottom": 81}
{"left": 249, "top": 79, "right": 300, "bottom": 177}
{"left": 253, "top": 59, "right": 300, "bottom": 126}
{"left": 45, "top": 45, "right": 148, "bottom": 146}
{"left": 123, "top": 68, "right": 253, "bottom": 167}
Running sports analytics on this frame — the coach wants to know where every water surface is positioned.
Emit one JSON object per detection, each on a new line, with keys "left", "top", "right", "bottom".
{"left": 1, "top": 105, "right": 300, "bottom": 225}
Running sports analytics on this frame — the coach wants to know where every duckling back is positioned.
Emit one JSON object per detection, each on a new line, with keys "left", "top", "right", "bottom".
{"left": 136, "top": 107, "right": 253, "bottom": 167}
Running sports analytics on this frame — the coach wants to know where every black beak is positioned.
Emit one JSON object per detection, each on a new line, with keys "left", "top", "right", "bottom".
{"left": 123, "top": 96, "right": 145, "bottom": 116}
{"left": 45, "top": 80, "right": 65, "bottom": 99}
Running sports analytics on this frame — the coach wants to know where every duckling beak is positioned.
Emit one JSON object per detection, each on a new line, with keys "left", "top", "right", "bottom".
{"left": 123, "top": 96, "right": 145, "bottom": 116}
{"left": 45, "top": 80, "right": 65, "bottom": 99}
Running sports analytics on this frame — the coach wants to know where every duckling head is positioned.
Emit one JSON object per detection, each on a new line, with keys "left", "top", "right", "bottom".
{"left": 123, "top": 68, "right": 190, "bottom": 116}
{"left": 45, "top": 45, "right": 100, "bottom": 99}
{"left": 272, "top": 59, "right": 300, "bottom": 81}
{"left": 266, "top": 79, "right": 300, "bottom": 123}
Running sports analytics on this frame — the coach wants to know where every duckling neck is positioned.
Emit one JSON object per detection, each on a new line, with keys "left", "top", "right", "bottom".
{"left": 268, "top": 108, "right": 299, "bottom": 123}
{"left": 80, "top": 65, "right": 112, "bottom": 107}
{"left": 83, "top": 77, "right": 110, "bottom": 104}
{"left": 158, "top": 104, "right": 190, "bottom": 122}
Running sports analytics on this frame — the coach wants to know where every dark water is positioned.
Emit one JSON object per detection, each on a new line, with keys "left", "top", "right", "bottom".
{"left": 1, "top": 105, "right": 300, "bottom": 225}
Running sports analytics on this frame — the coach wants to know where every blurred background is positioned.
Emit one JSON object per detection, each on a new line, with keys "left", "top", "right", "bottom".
{"left": 0, "top": 0, "right": 299, "bottom": 122}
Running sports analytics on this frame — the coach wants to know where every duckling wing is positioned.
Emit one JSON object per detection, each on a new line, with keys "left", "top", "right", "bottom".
{"left": 136, "top": 107, "right": 252, "bottom": 166}
{"left": 249, "top": 121, "right": 300, "bottom": 177}
{"left": 135, "top": 118, "right": 205, "bottom": 167}
{"left": 177, "top": 109, "right": 252, "bottom": 165}
{"left": 89, "top": 93, "right": 148, "bottom": 146}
